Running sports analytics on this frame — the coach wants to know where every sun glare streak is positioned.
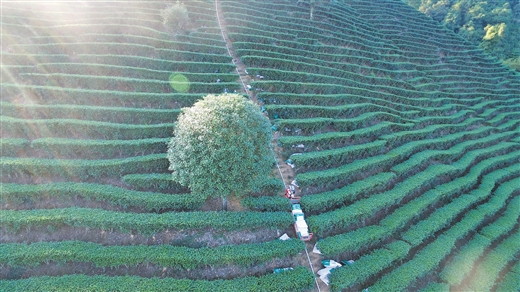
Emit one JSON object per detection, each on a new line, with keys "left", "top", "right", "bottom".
{"left": 1, "top": 0, "right": 4, "bottom": 201}
{"left": 1, "top": 1, "right": 82, "bottom": 149}
{"left": 1, "top": 65, "right": 21, "bottom": 87}
{"left": 1, "top": 1, "right": 81, "bottom": 108}
{"left": 1, "top": 0, "right": 4, "bottom": 151}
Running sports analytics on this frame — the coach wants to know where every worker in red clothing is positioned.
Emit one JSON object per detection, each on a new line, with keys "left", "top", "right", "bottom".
{"left": 285, "top": 188, "right": 291, "bottom": 198}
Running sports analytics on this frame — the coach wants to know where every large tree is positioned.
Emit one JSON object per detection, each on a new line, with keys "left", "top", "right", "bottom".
{"left": 160, "top": 0, "right": 190, "bottom": 35}
{"left": 167, "top": 94, "right": 273, "bottom": 210}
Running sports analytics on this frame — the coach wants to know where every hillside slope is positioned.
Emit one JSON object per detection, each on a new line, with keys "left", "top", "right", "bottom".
{"left": 1, "top": 0, "right": 519, "bottom": 291}
{"left": 224, "top": 0, "right": 520, "bottom": 290}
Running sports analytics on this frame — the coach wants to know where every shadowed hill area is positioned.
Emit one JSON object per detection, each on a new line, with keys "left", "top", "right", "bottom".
{"left": 1, "top": 0, "right": 519, "bottom": 291}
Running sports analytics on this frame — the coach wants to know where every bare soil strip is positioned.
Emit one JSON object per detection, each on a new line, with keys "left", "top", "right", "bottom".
{"left": 0, "top": 257, "right": 299, "bottom": 281}
{"left": 0, "top": 226, "right": 284, "bottom": 247}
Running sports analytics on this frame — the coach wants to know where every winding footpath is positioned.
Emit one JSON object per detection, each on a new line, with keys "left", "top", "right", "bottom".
{"left": 214, "top": 0, "right": 326, "bottom": 291}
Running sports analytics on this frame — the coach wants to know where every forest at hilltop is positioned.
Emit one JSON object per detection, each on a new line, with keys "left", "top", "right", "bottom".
{"left": 404, "top": 0, "right": 520, "bottom": 71}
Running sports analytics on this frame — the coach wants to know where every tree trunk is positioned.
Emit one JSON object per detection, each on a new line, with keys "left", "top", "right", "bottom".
{"left": 222, "top": 195, "right": 228, "bottom": 211}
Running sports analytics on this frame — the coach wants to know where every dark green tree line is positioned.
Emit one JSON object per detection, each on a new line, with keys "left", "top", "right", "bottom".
{"left": 405, "top": 0, "right": 520, "bottom": 70}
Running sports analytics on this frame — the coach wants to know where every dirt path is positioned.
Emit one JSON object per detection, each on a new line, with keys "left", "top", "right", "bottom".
{"left": 214, "top": 1, "right": 327, "bottom": 290}
{"left": 214, "top": 0, "right": 257, "bottom": 102}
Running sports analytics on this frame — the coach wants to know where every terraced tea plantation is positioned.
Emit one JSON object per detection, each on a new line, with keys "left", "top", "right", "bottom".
{"left": 1, "top": 0, "right": 519, "bottom": 291}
